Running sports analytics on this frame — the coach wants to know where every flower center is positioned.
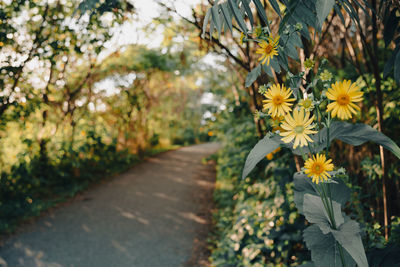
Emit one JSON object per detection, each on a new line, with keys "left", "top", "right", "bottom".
{"left": 294, "top": 125, "right": 304, "bottom": 134}
{"left": 312, "top": 163, "right": 323, "bottom": 174}
{"left": 303, "top": 99, "right": 312, "bottom": 108}
{"left": 272, "top": 95, "right": 284, "bottom": 105}
{"left": 337, "top": 93, "right": 350, "bottom": 105}
{"left": 264, "top": 44, "right": 273, "bottom": 54}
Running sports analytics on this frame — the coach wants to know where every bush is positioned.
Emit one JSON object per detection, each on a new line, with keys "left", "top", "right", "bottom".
{"left": 0, "top": 134, "right": 139, "bottom": 234}
{"left": 210, "top": 110, "right": 308, "bottom": 266}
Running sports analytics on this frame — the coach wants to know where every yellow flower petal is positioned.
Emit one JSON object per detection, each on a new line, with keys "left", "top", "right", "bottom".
{"left": 326, "top": 80, "right": 364, "bottom": 120}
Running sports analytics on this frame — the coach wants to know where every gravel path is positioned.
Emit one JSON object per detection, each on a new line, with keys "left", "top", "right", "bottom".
{"left": 0, "top": 143, "right": 220, "bottom": 267}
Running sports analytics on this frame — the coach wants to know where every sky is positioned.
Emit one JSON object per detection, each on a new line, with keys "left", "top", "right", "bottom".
{"left": 100, "top": 0, "right": 202, "bottom": 59}
{"left": 95, "top": 0, "right": 214, "bottom": 111}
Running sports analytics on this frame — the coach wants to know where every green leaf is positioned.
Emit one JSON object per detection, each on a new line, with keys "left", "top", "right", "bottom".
{"left": 245, "top": 65, "right": 261, "bottom": 87}
{"left": 211, "top": 5, "right": 223, "bottom": 38}
{"left": 220, "top": 2, "right": 233, "bottom": 33}
{"left": 293, "top": 122, "right": 400, "bottom": 160}
{"left": 315, "top": 0, "right": 335, "bottom": 29}
{"left": 268, "top": 0, "right": 282, "bottom": 18}
{"left": 383, "top": 45, "right": 399, "bottom": 79}
{"left": 241, "top": 134, "right": 282, "bottom": 179}
{"left": 334, "top": 5, "right": 346, "bottom": 25}
{"left": 295, "top": 1, "right": 318, "bottom": 29}
{"left": 201, "top": 9, "right": 212, "bottom": 38}
{"left": 210, "top": 19, "right": 215, "bottom": 38}
{"left": 228, "top": 0, "right": 248, "bottom": 33}
{"left": 383, "top": 9, "right": 399, "bottom": 47}
{"left": 281, "top": 34, "right": 300, "bottom": 60}
{"left": 262, "top": 62, "right": 274, "bottom": 77}
{"left": 241, "top": 0, "right": 254, "bottom": 29}
{"left": 270, "top": 57, "right": 281, "bottom": 73}
{"left": 304, "top": 225, "right": 356, "bottom": 267}
{"left": 277, "top": 53, "right": 289, "bottom": 71}
{"left": 331, "top": 220, "right": 368, "bottom": 267}
{"left": 293, "top": 173, "right": 351, "bottom": 214}
{"left": 341, "top": 0, "right": 360, "bottom": 22}
{"left": 252, "top": 0, "right": 269, "bottom": 28}
{"left": 303, "top": 194, "right": 344, "bottom": 234}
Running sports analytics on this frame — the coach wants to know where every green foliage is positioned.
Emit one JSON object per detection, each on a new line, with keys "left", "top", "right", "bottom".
{"left": 241, "top": 134, "right": 281, "bottom": 179}
{"left": 0, "top": 135, "right": 138, "bottom": 234}
{"left": 202, "top": 0, "right": 400, "bottom": 265}
{"left": 210, "top": 107, "right": 308, "bottom": 266}
{"left": 242, "top": 121, "right": 400, "bottom": 180}
{"left": 294, "top": 175, "right": 367, "bottom": 267}
{"left": 315, "top": 0, "right": 335, "bottom": 29}
{"left": 0, "top": 0, "right": 210, "bottom": 235}
{"left": 300, "top": 121, "right": 400, "bottom": 158}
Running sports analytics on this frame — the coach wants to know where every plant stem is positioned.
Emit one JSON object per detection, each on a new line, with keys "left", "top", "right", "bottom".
{"left": 338, "top": 244, "right": 347, "bottom": 267}
{"left": 325, "top": 111, "right": 331, "bottom": 158}
{"left": 318, "top": 183, "right": 347, "bottom": 267}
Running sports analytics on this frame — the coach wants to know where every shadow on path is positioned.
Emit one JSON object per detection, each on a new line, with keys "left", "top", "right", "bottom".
{"left": 0, "top": 143, "right": 220, "bottom": 267}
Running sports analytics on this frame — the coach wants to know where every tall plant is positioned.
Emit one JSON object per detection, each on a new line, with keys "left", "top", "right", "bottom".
{"left": 201, "top": 0, "right": 400, "bottom": 265}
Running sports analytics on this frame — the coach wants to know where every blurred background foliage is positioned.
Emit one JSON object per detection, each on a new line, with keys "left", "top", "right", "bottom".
{"left": 0, "top": 0, "right": 217, "bottom": 234}
{"left": 1, "top": 0, "right": 400, "bottom": 266}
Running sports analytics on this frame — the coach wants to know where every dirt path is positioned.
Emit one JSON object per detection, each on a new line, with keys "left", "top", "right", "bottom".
{"left": 0, "top": 143, "right": 220, "bottom": 267}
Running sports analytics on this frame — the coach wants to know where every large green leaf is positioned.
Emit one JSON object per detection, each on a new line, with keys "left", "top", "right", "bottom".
{"left": 228, "top": 0, "right": 248, "bottom": 33}
{"left": 332, "top": 220, "right": 369, "bottom": 267}
{"left": 253, "top": 0, "right": 269, "bottom": 28}
{"left": 293, "top": 173, "right": 351, "bottom": 214}
{"left": 241, "top": 134, "right": 282, "bottom": 179}
{"left": 295, "top": 1, "right": 318, "bottom": 29}
{"left": 202, "top": 9, "right": 212, "bottom": 38}
{"left": 304, "top": 225, "right": 356, "bottom": 267}
{"left": 220, "top": 3, "right": 233, "bottom": 33}
{"left": 261, "top": 63, "right": 274, "bottom": 77}
{"left": 383, "top": 9, "right": 399, "bottom": 47}
{"left": 211, "top": 5, "right": 222, "bottom": 37}
{"left": 383, "top": 45, "right": 400, "bottom": 79}
{"left": 270, "top": 57, "right": 281, "bottom": 73}
{"left": 277, "top": 53, "right": 289, "bottom": 71}
{"left": 268, "top": 0, "right": 282, "bottom": 18}
{"left": 241, "top": 0, "right": 254, "bottom": 29}
{"left": 315, "top": 0, "right": 335, "bottom": 29}
{"left": 299, "top": 187, "right": 367, "bottom": 266}
{"left": 303, "top": 194, "right": 344, "bottom": 234}
{"left": 292, "top": 122, "right": 400, "bottom": 160}
{"left": 245, "top": 65, "right": 261, "bottom": 87}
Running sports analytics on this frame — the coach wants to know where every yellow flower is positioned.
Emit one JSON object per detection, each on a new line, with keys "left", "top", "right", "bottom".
{"left": 326, "top": 80, "right": 363, "bottom": 120}
{"left": 299, "top": 98, "right": 314, "bottom": 111}
{"left": 240, "top": 32, "right": 245, "bottom": 45}
{"left": 254, "top": 26, "right": 262, "bottom": 38}
{"left": 304, "top": 58, "right": 315, "bottom": 69}
{"left": 271, "top": 116, "right": 284, "bottom": 132}
{"left": 320, "top": 70, "right": 333, "bottom": 81}
{"left": 304, "top": 154, "right": 334, "bottom": 184}
{"left": 256, "top": 35, "right": 280, "bottom": 65}
{"left": 262, "top": 84, "right": 295, "bottom": 117}
{"left": 280, "top": 108, "right": 317, "bottom": 149}
{"left": 265, "top": 147, "right": 281, "bottom": 160}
